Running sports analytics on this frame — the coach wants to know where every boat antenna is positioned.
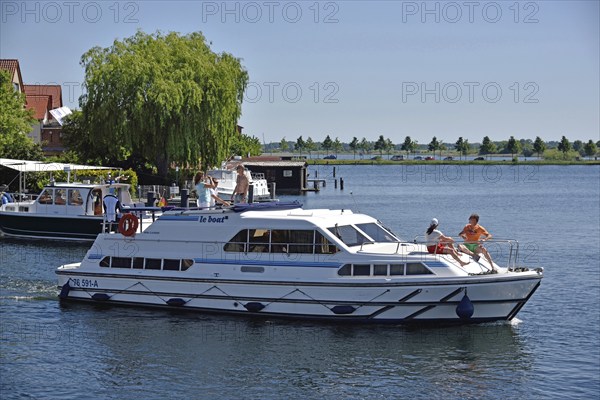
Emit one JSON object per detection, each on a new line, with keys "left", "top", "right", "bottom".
{"left": 349, "top": 191, "right": 360, "bottom": 212}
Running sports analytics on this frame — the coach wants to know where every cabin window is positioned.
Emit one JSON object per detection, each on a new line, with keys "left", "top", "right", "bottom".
{"left": 68, "top": 189, "right": 83, "bottom": 206}
{"left": 338, "top": 264, "right": 351, "bottom": 276}
{"left": 111, "top": 257, "right": 131, "bottom": 268}
{"left": 133, "top": 257, "right": 144, "bottom": 269}
{"left": 328, "top": 224, "right": 369, "bottom": 247}
{"left": 406, "top": 263, "right": 433, "bottom": 275}
{"left": 353, "top": 264, "right": 371, "bottom": 276}
{"left": 163, "top": 259, "right": 181, "bottom": 271}
{"left": 145, "top": 258, "right": 162, "bottom": 270}
{"left": 100, "top": 256, "right": 110, "bottom": 267}
{"left": 181, "top": 259, "right": 194, "bottom": 271}
{"left": 355, "top": 223, "right": 399, "bottom": 243}
{"left": 224, "top": 230, "right": 248, "bottom": 252}
{"left": 248, "top": 229, "right": 270, "bottom": 252}
{"left": 225, "top": 229, "right": 339, "bottom": 254}
{"left": 373, "top": 264, "right": 388, "bottom": 276}
{"left": 315, "top": 231, "right": 338, "bottom": 254}
{"left": 38, "top": 189, "right": 53, "bottom": 204}
{"left": 54, "top": 189, "right": 67, "bottom": 205}
{"left": 390, "top": 264, "right": 404, "bottom": 275}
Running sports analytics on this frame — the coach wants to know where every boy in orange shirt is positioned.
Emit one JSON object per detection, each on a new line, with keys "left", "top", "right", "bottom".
{"left": 459, "top": 213, "right": 497, "bottom": 272}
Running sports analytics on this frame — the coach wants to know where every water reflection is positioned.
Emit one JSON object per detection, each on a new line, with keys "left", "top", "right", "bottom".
{"left": 59, "top": 305, "right": 532, "bottom": 399}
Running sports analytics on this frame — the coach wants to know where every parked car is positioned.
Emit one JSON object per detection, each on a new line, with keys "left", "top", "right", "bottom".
{"left": 425, "top": 156, "right": 435, "bottom": 161}
{"left": 413, "top": 156, "right": 423, "bottom": 160}
{"left": 323, "top": 154, "right": 337, "bottom": 160}
{"left": 474, "top": 157, "right": 485, "bottom": 161}
{"left": 443, "top": 156, "right": 453, "bottom": 161}
{"left": 390, "top": 155, "right": 405, "bottom": 161}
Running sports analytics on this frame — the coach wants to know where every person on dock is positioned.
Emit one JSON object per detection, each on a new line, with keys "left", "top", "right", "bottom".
{"left": 231, "top": 165, "right": 249, "bottom": 204}
{"left": 458, "top": 213, "right": 496, "bottom": 271}
{"left": 426, "top": 218, "right": 469, "bottom": 267}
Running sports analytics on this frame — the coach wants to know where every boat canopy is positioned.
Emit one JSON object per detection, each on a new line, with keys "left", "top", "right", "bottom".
{"left": 0, "top": 158, "right": 114, "bottom": 173}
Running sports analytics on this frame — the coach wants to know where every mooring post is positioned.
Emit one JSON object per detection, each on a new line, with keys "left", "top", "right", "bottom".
{"left": 340, "top": 178, "right": 344, "bottom": 190}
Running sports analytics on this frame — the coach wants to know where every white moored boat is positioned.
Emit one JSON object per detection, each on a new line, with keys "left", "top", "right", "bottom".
{"left": 207, "top": 167, "right": 272, "bottom": 202}
{"left": 56, "top": 202, "right": 543, "bottom": 324}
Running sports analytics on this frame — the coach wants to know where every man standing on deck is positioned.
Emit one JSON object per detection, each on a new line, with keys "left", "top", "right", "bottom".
{"left": 103, "top": 187, "right": 122, "bottom": 231}
{"left": 231, "top": 165, "right": 249, "bottom": 204}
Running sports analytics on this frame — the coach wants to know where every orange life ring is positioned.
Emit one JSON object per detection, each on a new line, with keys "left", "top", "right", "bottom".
{"left": 118, "top": 213, "right": 139, "bottom": 237}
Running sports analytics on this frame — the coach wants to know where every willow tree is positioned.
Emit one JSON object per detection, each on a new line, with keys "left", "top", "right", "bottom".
{"left": 79, "top": 31, "right": 248, "bottom": 178}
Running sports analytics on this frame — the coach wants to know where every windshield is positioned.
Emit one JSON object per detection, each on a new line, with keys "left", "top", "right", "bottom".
{"left": 355, "top": 223, "right": 399, "bottom": 243}
{"left": 328, "top": 224, "right": 370, "bottom": 247}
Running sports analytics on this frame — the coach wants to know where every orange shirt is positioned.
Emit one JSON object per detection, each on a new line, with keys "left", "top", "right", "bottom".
{"left": 460, "top": 224, "right": 490, "bottom": 242}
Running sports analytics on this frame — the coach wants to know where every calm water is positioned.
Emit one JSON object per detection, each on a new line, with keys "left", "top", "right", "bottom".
{"left": 1, "top": 165, "right": 599, "bottom": 399}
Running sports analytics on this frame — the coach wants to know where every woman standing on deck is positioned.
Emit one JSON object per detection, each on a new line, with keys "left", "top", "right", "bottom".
{"left": 194, "top": 171, "right": 217, "bottom": 208}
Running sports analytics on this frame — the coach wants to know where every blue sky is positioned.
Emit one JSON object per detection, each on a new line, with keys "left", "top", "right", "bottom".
{"left": 1, "top": 0, "right": 598, "bottom": 144}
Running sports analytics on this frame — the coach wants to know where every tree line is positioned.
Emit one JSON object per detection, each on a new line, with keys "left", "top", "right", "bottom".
{"left": 269, "top": 134, "right": 599, "bottom": 160}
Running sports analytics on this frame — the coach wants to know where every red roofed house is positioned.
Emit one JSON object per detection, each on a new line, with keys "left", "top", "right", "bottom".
{"left": 24, "top": 84, "right": 65, "bottom": 155}
{"left": 1, "top": 59, "right": 67, "bottom": 156}
{"left": 0, "top": 59, "right": 24, "bottom": 93}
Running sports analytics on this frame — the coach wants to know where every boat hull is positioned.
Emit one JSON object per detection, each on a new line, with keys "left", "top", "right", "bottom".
{"left": 0, "top": 212, "right": 104, "bottom": 241}
{"left": 56, "top": 268, "right": 541, "bottom": 324}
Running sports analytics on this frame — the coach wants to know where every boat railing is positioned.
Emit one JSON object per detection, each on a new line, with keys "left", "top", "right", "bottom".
{"left": 412, "top": 235, "right": 520, "bottom": 270}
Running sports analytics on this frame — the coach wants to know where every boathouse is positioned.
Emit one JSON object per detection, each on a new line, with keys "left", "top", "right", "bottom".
{"left": 241, "top": 161, "right": 308, "bottom": 195}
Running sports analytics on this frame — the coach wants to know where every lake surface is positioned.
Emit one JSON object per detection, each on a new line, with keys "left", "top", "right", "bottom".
{"left": 1, "top": 165, "right": 599, "bottom": 399}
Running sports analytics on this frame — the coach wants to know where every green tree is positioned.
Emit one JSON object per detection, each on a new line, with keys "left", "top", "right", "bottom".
{"left": 557, "top": 136, "right": 571, "bottom": 159}
{"left": 295, "top": 136, "right": 305, "bottom": 156}
{"left": 359, "top": 137, "right": 371, "bottom": 156}
{"left": 230, "top": 134, "right": 262, "bottom": 158}
{"left": 322, "top": 135, "right": 333, "bottom": 154}
{"left": 401, "top": 136, "right": 416, "bottom": 157}
{"left": 279, "top": 137, "right": 289, "bottom": 152}
{"left": 385, "top": 138, "right": 394, "bottom": 158}
{"left": 573, "top": 140, "right": 585, "bottom": 156}
{"left": 533, "top": 136, "right": 546, "bottom": 159}
{"left": 0, "top": 70, "right": 42, "bottom": 159}
{"left": 332, "top": 137, "right": 343, "bottom": 156}
{"left": 506, "top": 136, "right": 522, "bottom": 160}
{"left": 479, "top": 136, "right": 497, "bottom": 157}
{"left": 374, "top": 135, "right": 387, "bottom": 156}
{"left": 305, "top": 137, "right": 316, "bottom": 158}
{"left": 428, "top": 136, "right": 440, "bottom": 157}
{"left": 455, "top": 137, "right": 467, "bottom": 160}
{"left": 349, "top": 137, "right": 359, "bottom": 159}
{"left": 77, "top": 30, "right": 248, "bottom": 179}
{"left": 583, "top": 140, "right": 597, "bottom": 159}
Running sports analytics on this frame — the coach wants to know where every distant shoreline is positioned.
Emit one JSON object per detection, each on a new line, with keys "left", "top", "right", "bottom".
{"left": 307, "top": 159, "right": 600, "bottom": 166}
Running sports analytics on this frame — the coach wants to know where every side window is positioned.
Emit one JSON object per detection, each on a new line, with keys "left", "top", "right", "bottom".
{"left": 288, "top": 230, "right": 314, "bottom": 254}
{"left": 248, "top": 229, "right": 270, "bottom": 253}
{"left": 315, "top": 231, "right": 338, "bottom": 254}
{"left": 38, "top": 189, "right": 53, "bottom": 204}
{"left": 224, "top": 230, "right": 248, "bottom": 252}
{"left": 406, "top": 263, "right": 433, "bottom": 275}
{"left": 270, "top": 229, "right": 290, "bottom": 253}
{"left": 68, "top": 189, "right": 83, "bottom": 205}
{"left": 54, "top": 189, "right": 67, "bottom": 205}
